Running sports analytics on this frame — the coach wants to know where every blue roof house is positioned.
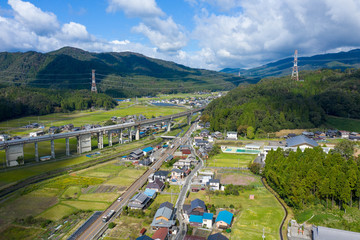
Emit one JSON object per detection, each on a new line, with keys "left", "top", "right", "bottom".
{"left": 189, "top": 215, "right": 203, "bottom": 227}
{"left": 142, "top": 147, "right": 154, "bottom": 156}
{"left": 203, "top": 212, "right": 214, "bottom": 228}
{"left": 143, "top": 189, "right": 157, "bottom": 199}
{"left": 215, "top": 210, "right": 233, "bottom": 229}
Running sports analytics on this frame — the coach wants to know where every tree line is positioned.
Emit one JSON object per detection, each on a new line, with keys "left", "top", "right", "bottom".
{"left": 202, "top": 69, "right": 360, "bottom": 136}
{"left": 263, "top": 141, "right": 359, "bottom": 209}
{"left": 0, "top": 86, "right": 116, "bottom": 121}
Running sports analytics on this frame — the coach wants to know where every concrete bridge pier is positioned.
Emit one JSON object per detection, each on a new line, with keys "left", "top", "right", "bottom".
{"left": 65, "top": 138, "right": 70, "bottom": 156}
{"left": 187, "top": 114, "right": 192, "bottom": 125}
{"left": 35, "top": 142, "right": 39, "bottom": 162}
{"left": 135, "top": 126, "right": 140, "bottom": 141}
{"left": 6, "top": 144, "right": 24, "bottom": 167}
{"left": 108, "top": 131, "right": 113, "bottom": 147}
{"left": 97, "top": 132, "right": 104, "bottom": 149}
{"left": 166, "top": 120, "right": 171, "bottom": 132}
{"left": 128, "top": 127, "right": 132, "bottom": 142}
{"left": 51, "top": 139, "right": 55, "bottom": 159}
{"left": 119, "top": 129, "right": 123, "bottom": 144}
{"left": 77, "top": 134, "right": 92, "bottom": 154}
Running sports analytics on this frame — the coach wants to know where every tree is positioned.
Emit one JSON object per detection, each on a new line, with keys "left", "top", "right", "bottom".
{"left": 246, "top": 126, "right": 255, "bottom": 139}
{"left": 249, "top": 163, "right": 261, "bottom": 175}
{"left": 333, "top": 140, "right": 355, "bottom": 159}
{"left": 237, "top": 125, "right": 248, "bottom": 135}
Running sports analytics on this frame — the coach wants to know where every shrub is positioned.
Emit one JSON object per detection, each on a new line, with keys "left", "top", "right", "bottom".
{"left": 108, "top": 222, "right": 116, "bottom": 229}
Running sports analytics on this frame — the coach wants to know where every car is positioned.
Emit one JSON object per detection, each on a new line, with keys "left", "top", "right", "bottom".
{"left": 117, "top": 197, "right": 122, "bottom": 202}
{"left": 152, "top": 167, "right": 156, "bottom": 170}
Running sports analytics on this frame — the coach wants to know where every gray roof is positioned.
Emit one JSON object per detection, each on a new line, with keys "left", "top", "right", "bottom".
{"left": 131, "top": 148, "right": 143, "bottom": 155}
{"left": 313, "top": 226, "right": 360, "bottom": 240}
{"left": 183, "top": 204, "right": 191, "bottom": 214}
{"left": 154, "top": 205, "right": 173, "bottom": 220}
{"left": 191, "top": 198, "right": 206, "bottom": 212}
{"left": 172, "top": 168, "right": 184, "bottom": 173}
{"left": 159, "top": 201, "right": 173, "bottom": 209}
{"left": 154, "top": 170, "right": 169, "bottom": 177}
{"left": 146, "top": 179, "right": 164, "bottom": 190}
{"left": 209, "top": 179, "right": 220, "bottom": 184}
{"left": 286, "top": 135, "right": 318, "bottom": 148}
{"left": 207, "top": 233, "right": 229, "bottom": 240}
{"left": 130, "top": 192, "right": 149, "bottom": 204}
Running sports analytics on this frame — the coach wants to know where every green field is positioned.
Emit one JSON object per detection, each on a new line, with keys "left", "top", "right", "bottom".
{"left": 185, "top": 171, "right": 284, "bottom": 240}
{"left": 37, "top": 203, "right": 77, "bottom": 221}
{"left": 206, "top": 152, "right": 257, "bottom": 168}
{"left": 0, "top": 225, "right": 42, "bottom": 240}
{"left": 326, "top": 115, "right": 360, "bottom": 132}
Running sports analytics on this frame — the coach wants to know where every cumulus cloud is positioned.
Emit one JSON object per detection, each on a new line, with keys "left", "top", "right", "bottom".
{"left": 8, "top": 0, "right": 59, "bottom": 35}
{"left": 106, "top": 0, "right": 164, "bottom": 17}
{"left": 192, "top": 0, "right": 360, "bottom": 68}
{"left": 133, "top": 17, "right": 188, "bottom": 52}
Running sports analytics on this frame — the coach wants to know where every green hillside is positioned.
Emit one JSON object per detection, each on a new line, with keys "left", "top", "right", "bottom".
{"left": 0, "top": 47, "right": 245, "bottom": 97}
{"left": 221, "top": 49, "right": 360, "bottom": 80}
{"left": 203, "top": 69, "right": 360, "bottom": 135}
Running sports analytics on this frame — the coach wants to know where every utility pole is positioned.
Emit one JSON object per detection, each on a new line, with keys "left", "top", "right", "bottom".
{"left": 291, "top": 50, "right": 299, "bottom": 81}
{"left": 91, "top": 69, "right": 97, "bottom": 93}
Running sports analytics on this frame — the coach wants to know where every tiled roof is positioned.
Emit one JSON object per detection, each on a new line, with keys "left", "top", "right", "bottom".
{"left": 207, "top": 233, "right": 229, "bottom": 240}
{"left": 191, "top": 198, "right": 206, "bottom": 211}
{"left": 286, "top": 135, "right": 318, "bottom": 147}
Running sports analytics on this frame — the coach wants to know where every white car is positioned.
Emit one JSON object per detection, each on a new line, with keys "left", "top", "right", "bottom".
{"left": 117, "top": 197, "right": 123, "bottom": 202}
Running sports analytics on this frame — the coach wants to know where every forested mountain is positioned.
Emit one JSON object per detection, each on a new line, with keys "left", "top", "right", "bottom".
{"left": 0, "top": 47, "right": 245, "bottom": 97}
{"left": 202, "top": 69, "right": 360, "bottom": 136}
{"left": 0, "top": 87, "right": 116, "bottom": 121}
{"left": 221, "top": 49, "right": 360, "bottom": 80}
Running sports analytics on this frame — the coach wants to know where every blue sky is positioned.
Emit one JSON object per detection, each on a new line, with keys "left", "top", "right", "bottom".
{"left": 1, "top": 0, "right": 360, "bottom": 70}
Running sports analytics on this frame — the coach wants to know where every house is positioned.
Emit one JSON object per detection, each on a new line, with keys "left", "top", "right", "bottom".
{"left": 312, "top": 225, "right": 360, "bottom": 240}
{"left": 194, "top": 139, "right": 209, "bottom": 147}
{"left": 144, "top": 188, "right": 157, "bottom": 199}
{"left": 129, "top": 149, "right": 144, "bottom": 160}
{"left": 202, "top": 212, "right": 213, "bottom": 228}
{"left": 139, "top": 159, "right": 152, "bottom": 166}
{"left": 214, "top": 131, "right": 223, "bottom": 139}
{"left": 215, "top": 210, "right": 233, "bottom": 229}
{"left": 207, "top": 179, "right": 221, "bottom": 191}
{"left": 29, "top": 130, "right": 44, "bottom": 137}
{"left": 171, "top": 168, "right": 185, "bottom": 181}
{"left": 146, "top": 179, "right": 165, "bottom": 192}
{"left": 193, "top": 136, "right": 203, "bottom": 141}
{"left": 326, "top": 130, "right": 339, "bottom": 138}
{"left": 286, "top": 135, "right": 319, "bottom": 148}
{"left": 226, "top": 131, "right": 237, "bottom": 140}
{"left": 154, "top": 171, "right": 169, "bottom": 182}
{"left": 151, "top": 202, "right": 176, "bottom": 230}
{"left": 183, "top": 198, "right": 207, "bottom": 222}
{"left": 207, "top": 233, "right": 229, "bottom": 240}
{"left": 189, "top": 215, "right": 203, "bottom": 227}
{"left": 181, "top": 149, "right": 192, "bottom": 157}
{"left": 0, "top": 134, "right": 9, "bottom": 141}
{"left": 179, "top": 145, "right": 191, "bottom": 150}
{"left": 339, "top": 131, "right": 350, "bottom": 139}
{"left": 128, "top": 192, "right": 151, "bottom": 209}
{"left": 173, "top": 159, "right": 192, "bottom": 168}
{"left": 200, "top": 129, "right": 210, "bottom": 137}
{"left": 152, "top": 228, "right": 168, "bottom": 240}
{"left": 142, "top": 147, "right": 154, "bottom": 156}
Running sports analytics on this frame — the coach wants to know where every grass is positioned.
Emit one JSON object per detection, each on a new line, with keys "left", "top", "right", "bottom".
{"left": 78, "top": 192, "right": 119, "bottom": 202}
{"left": 326, "top": 115, "right": 360, "bottom": 132}
{"left": 0, "top": 225, "right": 42, "bottom": 240}
{"left": 186, "top": 171, "right": 284, "bottom": 240}
{"left": 295, "top": 205, "right": 360, "bottom": 232}
{"left": 105, "top": 168, "right": 146, "bottom": 186}
{"left": 62, "top": 200, "right": 109, "bottom": 211}
{"left": 61, "top": 186, "right": 82, "bottom": 200}
{"left": 44, "top": 175, "right": 104, "bottom": 190}
{"left": 206, "top": 152, "right": 257, "bottom": 168}
{"left": 37, "top": 203, "right": 77, "bottom": 221}
{"left": 105, "top": 215, "right": 152, "bottom": 240}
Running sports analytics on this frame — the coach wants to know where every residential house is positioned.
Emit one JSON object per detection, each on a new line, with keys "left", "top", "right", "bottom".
{"left": 181, "top": 149, "right": 192, "bottom": 158}
{"left": 200, "top": 129, "right": 210, "bottom": 138}
{"left": 214, "top": 131, "right": 223, "bottom": 139}
{"left": 183, "top": 198, "right": 207, "bottom": 222}
{"left": 142, "top": 147, "right": 154, "bottom": 156}
{"left": 226, "top": 131, "right": 237, "bottom": 140}
{"left": 129, "top": 149, "right": 144, "bottom": 160}
{"left": 205, "top": 122, "right": 210, "bottom": 128}
{"left": 29, "top": 130, "right": 44, "bottom": 137}
{"left": 202, "top": 212, "right": 213, "bottom": 228}
{"left": 139, "top": 159, "right": 152, "bottom": 166}
{"left": 207, "top": 233, "right": 229, "bottom": 240}
{"left": 0, "top": 134, "right": 10, "bottom": 141}
{"left": 136, "top": 236, "right": 153, "bottom": 240}
{"left": 179, "top": 145, "right": 191, "bottom": 150}
{"left": 286, "top": 135, "right": 319, "bottom": 148}
{"left": 326, "top": 130, "right": 339, "bottom": 138}
{"left": 193, "top": 136, "right": 203, "bottom": 141}
{"left": 128, "top": 192, "right": 151, "bottom": 209}
{"left": 194, "top": 139, "right": 209, "bottom": 147}
{"left": 302, "top": 131, "right": 315, "bottom": 138}
{"left": 154, "top": 171, "right": 169, "bottom": 182}
{"left": 207, "top": 179, "right": 220, "bottom": 191}
{"left": 152, "top": 228, "right": 168, "bottom": 240}
{"left": 173, "top": 159, "right": 192, "bottom": 169}
{"left": 143, "top": 188, "right": 157, "bottom": 199}
{"left": 171, "top": 168, "right": 185, "bottom": 181}
{"left": 339, "top": 131, "right": 350, "bottom": 139}
{"left": 189, "top": 215, "right": 203, "bottom": 227}
{"left": 151, "top": 202, "right": 176, "bottom": 230}
{"left": 215, "top": 210, "right": 233, "bottom": 229}
{"left": 146, "top": 179, "right": 165, "bottom": 192}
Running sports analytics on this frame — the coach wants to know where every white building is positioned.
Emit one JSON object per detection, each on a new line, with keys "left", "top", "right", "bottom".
{"left": 226, "top": 131, "right": 238, "bottom": 140}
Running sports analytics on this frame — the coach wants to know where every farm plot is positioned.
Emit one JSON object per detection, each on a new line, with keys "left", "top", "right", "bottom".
{"left": 207, "top": 152, "right": 256, "bottom": 168}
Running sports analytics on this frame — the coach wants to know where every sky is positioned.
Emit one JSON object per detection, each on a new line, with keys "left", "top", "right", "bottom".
{"left": 1, "top": 0, "right": 360, "bottom": 70}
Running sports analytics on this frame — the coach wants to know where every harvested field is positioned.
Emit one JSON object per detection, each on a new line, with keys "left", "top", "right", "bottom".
{"left": 78, "top": 193, "right": 119, "bottom": 202}
{"left": 37, "top": 204, "right": 76, "bottom": 221}
{"left": 220, "top": 173, "right": 257, "bottom": 185}
{"left": 81, "top": 185, "right": 126, "bottom": 194}
{"left": 62, "top": 200, "right": 109, "bottom": 211}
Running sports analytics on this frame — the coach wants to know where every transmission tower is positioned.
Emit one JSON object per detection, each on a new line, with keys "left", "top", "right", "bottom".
{"left": 91, "top": 69, "right": 97, "bottom": 93}
{"left": 291, "top": 50, "right": 299, "bottom": 81}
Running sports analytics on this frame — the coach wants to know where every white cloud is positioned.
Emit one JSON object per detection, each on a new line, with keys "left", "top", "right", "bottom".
{"left": 133, "top": 17, "right": 188, "bottom": 52}
{"left": 106, "top": 0, "right": 163, "bottom": 17}
{"left": 60, "top": 22, "right": 91, "bottom": 41}
{"left": 8, "top": 0, "right": 59, "bottom": 35}
{"left": 191, "top": 0, "right": 360, "bottom": 68}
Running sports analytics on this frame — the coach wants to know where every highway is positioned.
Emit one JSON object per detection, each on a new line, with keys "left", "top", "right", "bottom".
{"left": 77, "top": 121, "right": 197, "bottom": 240}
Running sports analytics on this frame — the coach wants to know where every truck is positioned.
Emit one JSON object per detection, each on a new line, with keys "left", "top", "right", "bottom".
{"left": 102, "top": 210, "right": 116, "bottom": 222}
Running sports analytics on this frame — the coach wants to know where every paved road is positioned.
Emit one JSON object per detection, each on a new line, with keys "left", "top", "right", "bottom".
{"left": 77, "top": 122, "right": 197, "bottom": 240}
{"left": 174, "top": 140, "right": 204, "bottom": 240}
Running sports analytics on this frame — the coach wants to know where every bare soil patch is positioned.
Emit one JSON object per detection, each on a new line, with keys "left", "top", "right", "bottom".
{"left": 221, "top": 174, "right": 257, "bottom": 185}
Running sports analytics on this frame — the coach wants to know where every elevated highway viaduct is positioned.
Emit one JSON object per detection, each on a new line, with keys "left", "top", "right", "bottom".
{"left": 0, "top": 107, "right": 205, "bottom": 167}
